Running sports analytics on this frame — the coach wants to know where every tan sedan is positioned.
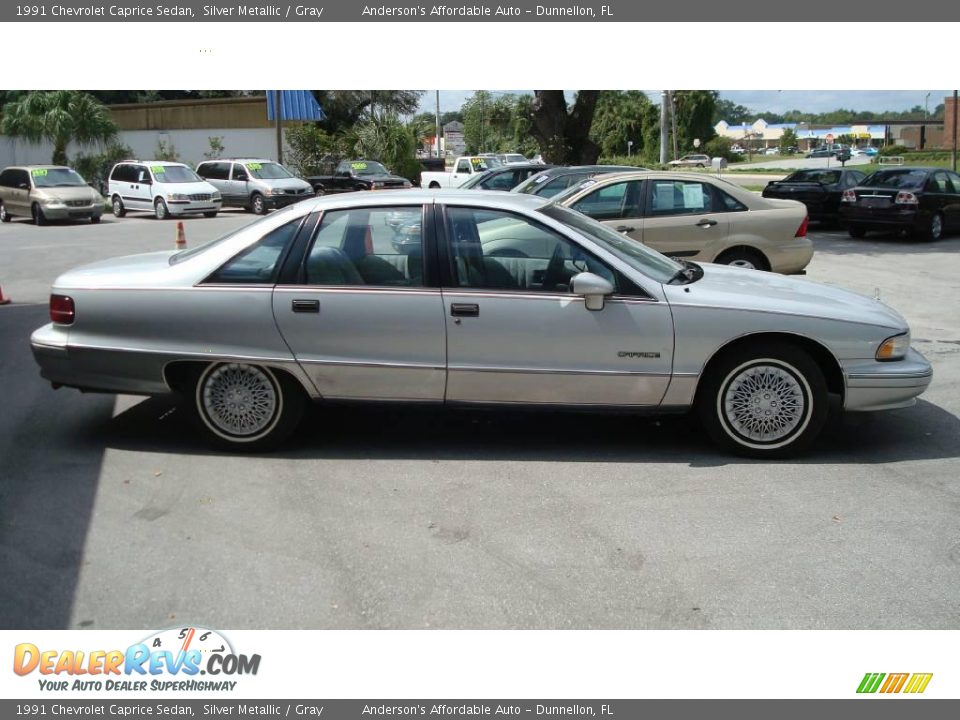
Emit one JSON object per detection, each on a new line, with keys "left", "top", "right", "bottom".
{"left": 556, "top": 171, "right": 813, "bottom": 273}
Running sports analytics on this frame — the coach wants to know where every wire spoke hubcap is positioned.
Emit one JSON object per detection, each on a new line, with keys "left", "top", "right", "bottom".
{"left": 723, "top": 364, "right": 805, "bottom": 442}
{"left": 202, "top": 364, "right": 278, "bottom": 437}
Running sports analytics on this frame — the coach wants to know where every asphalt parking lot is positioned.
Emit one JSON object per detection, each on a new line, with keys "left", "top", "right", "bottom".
{"left": 1, "top": 210, "right": 959, "bottom": 630}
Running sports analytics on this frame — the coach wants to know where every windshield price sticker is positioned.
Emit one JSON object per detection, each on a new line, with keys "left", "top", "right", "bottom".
{"left": 151, "top": 166, "right": 166, "bottom": 174}
{"left": 351, "top": 162, "right": 368, "bottom": 170}
{"left": 534, "top": 174, "right": 550, "bottom": 184}
{"left": 31, "top": 168, "right": 48, "bottom": 177}
{"left": 470, "top": 158, "right": 486, "bottom": 166}
{"left": 247, "top": 163, "right": 262, "bottom": 170}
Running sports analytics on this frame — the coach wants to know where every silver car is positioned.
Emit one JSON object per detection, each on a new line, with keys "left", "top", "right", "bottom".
{"left": 196, "top": 159, "right": 313, "bottom": 215}
{"left": 30, "top": 190, "right": 932, "bottom": 458}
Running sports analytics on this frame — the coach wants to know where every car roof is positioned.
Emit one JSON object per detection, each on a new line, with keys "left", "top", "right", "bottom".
{"left": 116, "top": 160, "right": 188, "bottom": 167}
{"left": 199, "top": 158, "right": 274, "bottom": 164}
{"left": 4, "top": 164, "right": 71, "bottom": 170}
{"left": 298, "top": 188, "right": 551, "bottom": 212}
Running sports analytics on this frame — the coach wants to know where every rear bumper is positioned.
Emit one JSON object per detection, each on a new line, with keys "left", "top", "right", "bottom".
{"left": 842, "top": 347, "right": 933, "bottom": 411}
{"left": 769, "top": 237, "right": 814, "bottom": 275}
{"left": 840, "top": 205, "right": 922, "bottom": 229}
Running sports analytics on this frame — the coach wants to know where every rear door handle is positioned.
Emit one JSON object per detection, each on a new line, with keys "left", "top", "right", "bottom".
{"left": 291, "top": 299, "right": 320, "bottom": 313}
{"left": 696, "top": 219, "right": 718, "bottom": 227}
{"left": 616, "top": 225, "right": 636, "bottom": 233}
{"left": 450, "top": 303, "right": 479, "bottom": 317}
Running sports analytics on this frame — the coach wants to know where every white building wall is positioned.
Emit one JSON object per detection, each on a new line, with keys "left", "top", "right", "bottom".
{"left": 0, "top": 127, "right": 283, "bottom": 168}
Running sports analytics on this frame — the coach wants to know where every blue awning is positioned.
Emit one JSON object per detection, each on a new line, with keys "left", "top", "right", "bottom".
{"left": 266, "top": 91, "right": 326, "bottom": 121}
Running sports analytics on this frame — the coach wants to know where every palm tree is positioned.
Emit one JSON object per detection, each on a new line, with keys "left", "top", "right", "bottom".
{"left": 1, "top": 91, "right": 117, "bottom": 165}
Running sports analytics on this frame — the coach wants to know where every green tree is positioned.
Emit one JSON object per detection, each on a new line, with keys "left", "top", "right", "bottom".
{"left": 590, "top": 91, "right": 657, "bottom": 159}
{"left": 779, "top": 128, "right": 798, "bottom": 152}
{"left": 309, "top": 91, "right": 423, "bottom": 134}
{"left": 713, "top": 98, "right": 752, "bottom": 125}
{"left": 346, "top": 115, "right": 420, "bottom": 182}
{"left": 1, "top": 90, "right": 117, "bottom": 165}
{"left": 672, "top": 90, "right": 718, "bottom": 154}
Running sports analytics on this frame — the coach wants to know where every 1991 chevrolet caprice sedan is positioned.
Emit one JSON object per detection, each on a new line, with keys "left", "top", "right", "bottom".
{"left": 30, "top": 190, "right": 932, "bottom": 457}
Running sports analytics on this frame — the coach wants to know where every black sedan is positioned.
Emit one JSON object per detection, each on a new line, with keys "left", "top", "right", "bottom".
{"left": 459, "top": 163, "right": 555, "bottom": 191}
{"left": 762, "top": 168, "right": 866, "bottom": 225}
{"left": 839, "top": 167, "right": 960, "bottom": 240}
{"left": 512, "top": 165, "right": 646, "bottom": 198}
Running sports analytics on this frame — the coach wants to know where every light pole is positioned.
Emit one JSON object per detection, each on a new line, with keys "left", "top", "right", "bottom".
{"left": 627, "top": 140, "right": 633, "bottom": 158}
{"left": 925, "top": 92, "right": 931, "bottom": 119}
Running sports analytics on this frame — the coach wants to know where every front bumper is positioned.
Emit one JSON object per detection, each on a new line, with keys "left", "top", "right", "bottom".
{"left": 41, "top": 204, "right": 103, "bottom": 221}
{"left": 166, "top": 199, "right": 222, "bottom": 215}
{"left": 265, "top": 193, "right": 311, "bottom": 208}
{"left": 842, "top": 347, "right": 933, "bottom": 411}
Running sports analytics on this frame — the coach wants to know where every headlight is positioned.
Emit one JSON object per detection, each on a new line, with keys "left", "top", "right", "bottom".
{"left": 167, "top": 193, "right": 189, "bottom": 201}
{"left": 876, "top": 332, "right": 910, "bottom": 361}
{"left": 42, "top": 197, "right": 64, "bottom": 207}
{"left": 371, "top": 182, "right": 384, "bottom": 189}
{"left": 212, "top": 192, "right": 222, "bottom": 200}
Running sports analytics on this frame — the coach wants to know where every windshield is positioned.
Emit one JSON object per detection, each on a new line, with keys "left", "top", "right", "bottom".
{"left": 785, "top": 170, "right": 841, "bottom": 184}
{"left": 541, "top": 204, "right": 682, "bottom": 284}
{"left": 505, "top": 154, "right": 526, "bottom": 163}
{"left": 152, "top": 165, "right": 202, "bottom": 184}
{"left": 461, "top": 171, "right": 494, "bottom": 189}
{"left": 345, "top": 161, "right": 388, "bottom": 176}
{"left": 246, "top": 161, "right": 294, "bottom": 180}
{"left": 31, "top": 168, "right": 87, "bottom": 188}
{"left": 861, "top": 169, "right": 928, "bottom": 189}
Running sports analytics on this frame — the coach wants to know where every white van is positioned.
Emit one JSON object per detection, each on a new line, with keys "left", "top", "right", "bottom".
{"left": 108, "top": 161, "right": 222, "bottom": 219}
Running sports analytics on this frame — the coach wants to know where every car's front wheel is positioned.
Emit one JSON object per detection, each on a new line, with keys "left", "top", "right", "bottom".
{"left": 0, "top": 201, "right": 10, "bottom": 222}
{"left": 251, "top": 193, "right": 266, "bottom": 214}
{"left": 154, "top": 198, "right": 169, "bottom": 220}
{"left": 193, "top": 363, "right": 304, "bottom": 451}
{"left": 32, "top": 203, "right": 47, "bottom": 226}
{"left": 697, "top": 343, "right": 828, "bottom": 458}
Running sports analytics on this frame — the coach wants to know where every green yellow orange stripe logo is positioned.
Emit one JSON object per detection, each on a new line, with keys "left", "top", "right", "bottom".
{"left": 857, "top": 672, "right": 932, "bottom": 694}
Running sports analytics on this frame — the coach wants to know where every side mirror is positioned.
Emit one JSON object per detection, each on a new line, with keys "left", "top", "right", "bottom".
{"left": 572, "top": 272, "right": 614, "bottom": 311}
{"left": 18, "top": 183, "right": 29, "bottom": 189}
{"left": 235, "top": 174, "right": 248, "bottom": 181}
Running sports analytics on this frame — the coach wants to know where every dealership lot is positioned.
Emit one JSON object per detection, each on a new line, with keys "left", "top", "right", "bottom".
{"left": 1, "top": 212, "right": 959, "bottom": 630}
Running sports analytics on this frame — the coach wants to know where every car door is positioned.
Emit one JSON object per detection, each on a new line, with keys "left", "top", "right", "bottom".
{"left": 440, "top": 204, "right": 675, "bottom": 406}
{"left": 229, "top": 162, "right": 250, "bottom": 205}
{"left": 450, "top": 158, "right": 473, "bottom": 187}
{"left": 639, "top": 177, "right": 729, "bottom": 261}
{"left": 127, "top": 165, "right": 153, "bottom": 210}
{"left": 272, "top": 204, "right": 448, "bottom": 401}
{"left": 9, "top": 169, "right": 32, "bottom": 215}
{"left": 945, "top": 171, "right": 960, "bottom": 232}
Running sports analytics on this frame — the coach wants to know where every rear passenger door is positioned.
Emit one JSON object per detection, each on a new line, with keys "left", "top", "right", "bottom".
{"left": 272, "top": 204, "right": 448, "bottom": 401}
{"left": 639, "top": 178, "right": 729, "bottom": 261}
{"left": 440, "top": 205, "right": 675, "bottom": 406}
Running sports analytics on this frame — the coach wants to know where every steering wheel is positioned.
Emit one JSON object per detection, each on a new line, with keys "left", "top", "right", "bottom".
{"left": 541, "top": 243, "right": 567, "bottom": 291}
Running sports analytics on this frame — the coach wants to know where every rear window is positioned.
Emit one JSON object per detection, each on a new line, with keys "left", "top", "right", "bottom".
{"left": 861, "top": 169, "right": 928, "bottom": 189}
{"left": 785, "top": 170, "right": 841, "bottom": 185}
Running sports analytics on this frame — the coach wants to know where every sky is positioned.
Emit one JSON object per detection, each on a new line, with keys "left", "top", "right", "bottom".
{"left": 419, "top": 90, "right": 953, "bottom": 117}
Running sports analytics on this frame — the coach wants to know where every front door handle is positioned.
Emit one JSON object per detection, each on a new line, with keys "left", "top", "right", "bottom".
{"left": 616, "top": 225, "right": 636, "bottom": 233}
{"left": 696, "top": 219, "right": 718, "bottom": 227}
{"left": 291, "top": 299, "right": 320, "bottom": 313}
{"left": 450, "top": 303, "right": 479, "bottom": 317}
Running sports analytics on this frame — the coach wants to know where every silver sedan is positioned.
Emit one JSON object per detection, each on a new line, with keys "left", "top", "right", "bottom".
{"left": 30, "top": 190, "right": 932, "bottom": 457}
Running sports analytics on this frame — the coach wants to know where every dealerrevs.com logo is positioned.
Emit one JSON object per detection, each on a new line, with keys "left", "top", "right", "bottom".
{"left": 857, "top": 673, "right": 933, "bottom": 694}
{"left": 13, "top": 627, "right": 261, "bottom": 692}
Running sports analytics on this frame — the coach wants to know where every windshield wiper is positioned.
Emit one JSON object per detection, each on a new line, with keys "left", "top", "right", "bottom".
{"left": 667, "top": 260, "right": 703, "bottom": 285}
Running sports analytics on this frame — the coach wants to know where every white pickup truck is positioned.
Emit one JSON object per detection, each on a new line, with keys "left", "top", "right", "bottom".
{"left": 420, "top": 156, "right": 495, "bottom": 189}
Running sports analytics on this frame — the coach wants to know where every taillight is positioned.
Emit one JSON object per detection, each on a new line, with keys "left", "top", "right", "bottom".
{"left": 795, "top": 216, "right": 809, "bottom": 238}
{"left": 50, "top": 294, "right": 75, "bottom": 325}
{"left": 841, "top": 189, "right": 856, "bottom": 203}
{"left": 895, "top": 191, "right": 918, "bottom": 205}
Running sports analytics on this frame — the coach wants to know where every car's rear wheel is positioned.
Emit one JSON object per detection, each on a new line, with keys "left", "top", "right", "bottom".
{"left": 112, "top": 195, "right": 126, "bottom": 217}
{"left": 203, "top": 211, "right": 218, "bottom": 218}
{"left": 32, "top": 203, "right": 47, "bottom": 226}
{"left": 697, "top": 343, "right": 828, "bottom": 458}
{"left": 313, "top": 186, "right": 325, "bottom": 197}
{"left": 429, "top": 182, "right": 441, "bottom": 189}
{"left": 193, "top": 363, "right": 304, "bottom": 451}
{"left": 919, "top": 212, "right": 943, "bottom": 241}
{"left": 251, "top": 193, "right": 266, "bottom": 214}
{"left": 154, "top": 198, "right": 169, "bottom": 220}
{"left": 715, "top": 248, "right": 769, "bottom": 271}
{"left": 848, "top": 223, "right": 867, "bottom": 238}
{"left": 90, "top": 216, "right": 101, "bottom": 224}
{"left": 0, "top": 201, "right": 10, "bottom": 222}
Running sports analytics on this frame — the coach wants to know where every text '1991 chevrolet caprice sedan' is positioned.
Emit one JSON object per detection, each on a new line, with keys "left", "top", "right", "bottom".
{"left": 30, "top": 190, "right": 932, "bottom": 457}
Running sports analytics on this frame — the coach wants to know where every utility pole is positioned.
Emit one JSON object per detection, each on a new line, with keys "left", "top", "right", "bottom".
{"left": 670, "top": 91, "right": 679, "bottom": 161}
{"left": 274, "top": 90, "right": 283, "bottom": 164}
{"left": 953, "top": 90, "right": 958, "bottom": 172}
{"left": 659, "top": 91, "right": 669, "bottom": 165}
{"left": 435, "top": 90, "right": 441, "bottom": 159}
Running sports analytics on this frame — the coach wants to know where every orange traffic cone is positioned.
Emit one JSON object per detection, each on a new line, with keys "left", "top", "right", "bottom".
{"left": 0, "top": 284, "right": 10, "bottom": 305}
{"left": 175, "top": 221, "right": 187, "bottom": 250}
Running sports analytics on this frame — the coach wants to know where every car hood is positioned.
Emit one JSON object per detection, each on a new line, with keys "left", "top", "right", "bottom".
{"left": 256, "top": 178, "right": 312, "bottom": 191}
{"left": 360, "top": 174, "right": 408, "bottom": 183}
{"left": 53, "top": 250, "right": 180, "bottom": 289}
{"left": 668, "top": 262, "right": 908, "bottom": 331}
{"left": 34, "top": 186, "right": 102, "bottom": 203}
